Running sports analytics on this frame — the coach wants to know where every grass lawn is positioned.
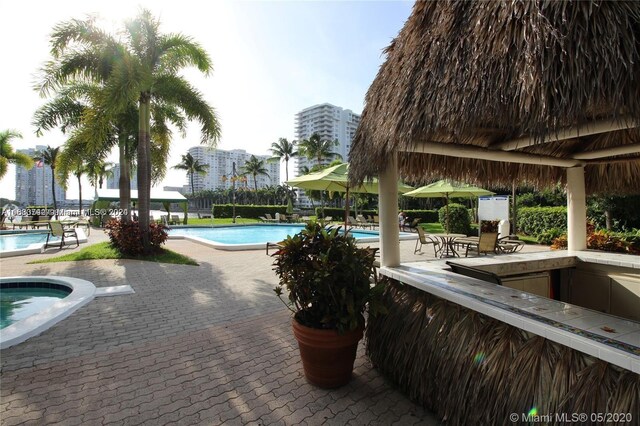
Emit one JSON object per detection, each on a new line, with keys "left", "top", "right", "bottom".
{"left": 30, "top": 242, "right": 198, "bottom": 266}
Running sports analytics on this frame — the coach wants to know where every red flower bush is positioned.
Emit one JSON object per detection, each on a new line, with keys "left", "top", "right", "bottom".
{"left": 105, "top": 219, "right": 168, "bottom": 255}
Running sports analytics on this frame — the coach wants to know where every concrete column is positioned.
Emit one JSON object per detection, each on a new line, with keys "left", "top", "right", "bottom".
{"left": 566, "top": 166, "right": 587, "bottom": 251}
{"left": 379, "top": 153, "right": 400, "bottom": 267}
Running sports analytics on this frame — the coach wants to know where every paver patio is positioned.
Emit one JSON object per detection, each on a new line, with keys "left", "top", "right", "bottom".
{"left": 0, "top": 231, "right": 452, "bottom": 425}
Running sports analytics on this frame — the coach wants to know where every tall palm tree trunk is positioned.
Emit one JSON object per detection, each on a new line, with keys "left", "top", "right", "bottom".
{"left": 77, "top": 172, "right": 83, "bottom": 214}
{"left": 118, "top": 137, "right": 132, "bottom": 222}
{"left": 190, "top": 172, "right": 195, "bottom": 195}
{"left": 50, "top": 166, "right": 58, "bottom": 219}
{"left": 138, "top": 94, "right": 152, "bottom": 252}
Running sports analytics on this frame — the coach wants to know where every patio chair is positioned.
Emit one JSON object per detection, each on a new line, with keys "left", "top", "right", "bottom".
{"left": 170, "top": 214, "right": 180, "bottom": 225}
{"left": 414, "top": 226, "right": 440, "bottom": 256}
{"left": 464, "top": 232, "right": 499, "bottom": 257}
{"left": 258, "top": 216, "right": 268, "bottom": 222}
{"left": 346, "top": 216, "right": 358, "bottom": 228}
{"left": 372, "top": 215, "right": 380, "bottom": 228}
{"left": 45, "top": 221, "right": 79, "bottom": 250}
{"left": 290, "top": 213, "right": 300, "bottom": 223}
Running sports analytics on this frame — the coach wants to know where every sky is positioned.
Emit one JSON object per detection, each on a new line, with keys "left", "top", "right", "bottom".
{"left": 0, "top": 0, "right": 413, "bottom": 201}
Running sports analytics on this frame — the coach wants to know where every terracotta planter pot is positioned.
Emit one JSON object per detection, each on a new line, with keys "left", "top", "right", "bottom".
{"left": 292, "top": 319, "right": 364, "bottom": 388}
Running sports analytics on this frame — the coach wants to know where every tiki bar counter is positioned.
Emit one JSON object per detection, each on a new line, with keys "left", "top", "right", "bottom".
{"left": 347, "top": 1, "right": 640, "bottom": 421}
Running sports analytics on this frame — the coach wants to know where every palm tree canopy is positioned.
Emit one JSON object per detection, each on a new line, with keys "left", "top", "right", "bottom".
{"left": 269, "top": 138, "right": 298, "bottom": 162}
{"left": 37, "top": 146, "right": 60, "bottom": 169}
{"left": 298, "top": 133, "right": 341, "bottom": 165}
{"left": 0, "top": 130, "right": 33, "bottom": 177}
{"left": 241, "top": 155, "right": 270, "bottom": 179}
{"left": 173, "top": 152, "right": 208, "bottom": 175}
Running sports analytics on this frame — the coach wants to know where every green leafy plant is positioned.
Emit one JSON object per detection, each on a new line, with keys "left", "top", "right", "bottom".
{"left": 537, "top": 228, "right": 565, "bottom": 245}
{"left": 517, "top": 207, "right": 567, "bottom": 237}
{"left": 438, "top": 203, "right": 471, "bottom": 234}
{"left": 272, "top": 221, "right": 386, "bottom": 333}
{"left": 105, "top": 219, "right": 168, "bottom": 255}
{"left": 480, "top": 220, "right": 500, "bottom": 233}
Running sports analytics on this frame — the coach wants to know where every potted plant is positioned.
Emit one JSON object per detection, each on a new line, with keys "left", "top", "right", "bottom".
{"left": 272, "top": 221, "right": 386, "bottom": 388}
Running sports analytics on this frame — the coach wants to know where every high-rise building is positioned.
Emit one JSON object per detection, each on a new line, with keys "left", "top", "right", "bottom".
{"left": 293, "top": 103, "right": 361, "bottom": 208}
{"left": 186, "top": 147, "right": 280, "bottom": 193}
{"left": 14, "top": 146, "right": 66, "bottom": 206}
{"left": 106, "top": 164, "right": 138, "bottom": 190}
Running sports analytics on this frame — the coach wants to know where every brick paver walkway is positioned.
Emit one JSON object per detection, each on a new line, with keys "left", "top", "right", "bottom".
{"left": 1, "top": 233, "right": 440, "bottom": 425}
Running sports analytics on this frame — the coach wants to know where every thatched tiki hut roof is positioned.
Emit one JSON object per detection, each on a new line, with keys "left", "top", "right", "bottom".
{"left": 349, "top": 1, "right": 640, "bottom": 194}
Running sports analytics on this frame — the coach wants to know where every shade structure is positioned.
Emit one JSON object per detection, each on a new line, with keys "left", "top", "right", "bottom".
{"left": 403, "top": 180, "right": 494, "bottom": 233}
{"left": 287, "top": 163, "right": 413, "bottom": 226}
{"left": 349, "top": 1, "right": 640, "bottom": 194}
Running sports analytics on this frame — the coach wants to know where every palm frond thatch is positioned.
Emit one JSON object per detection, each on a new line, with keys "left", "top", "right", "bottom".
{"left": 366, "top": 278, "right": 635, "bottom": 425}
{"left": 350, "top": 1, "right": 640, "bottom": 194}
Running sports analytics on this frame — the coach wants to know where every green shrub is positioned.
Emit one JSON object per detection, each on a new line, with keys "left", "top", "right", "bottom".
{"left": 517, "top": 206, "right": 567, "bottom": 236}
{"left": 438, "top": 203, "right": 471, "bottom": 234}
{"left": 212, "top": 204, "right": 288, "bottom": 219}
{"left": 105, "top": 219, "right": 168, "bottom": 255}
{"left": 537, "top": 228, "right": 565, "bottom": 245}
{"left": 272, "top": 222, "right": 386, "bottom": 333}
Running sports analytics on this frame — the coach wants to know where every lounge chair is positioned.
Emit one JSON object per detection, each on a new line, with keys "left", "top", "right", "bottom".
{"left": 170, "top": 214, "right": 180, "bottom": 225}
{"left": 74, "top": 218, "right": 91, "bottom": 236}
{"left": 258, "top": 216, "right": 268, "bottom": 222}
{"left": 266, "top": 240, "right": 285, "bottom": 255}
{"left": 265, "top": 213, "right": 277, "bottom": 222}
{"left": 498, "top": 237, "right": 525, "bottom": 253}
{"left": 45, "top": 221, "right": 79, "bottom": 250}
{"left": 415, "top": 227, "right": 440, "bottom": 256}
{"left": 463, "top": 232, "right": 499, "bottom": 257}
{"left": 356, "top": 214, "right": 371, "bottom": 229}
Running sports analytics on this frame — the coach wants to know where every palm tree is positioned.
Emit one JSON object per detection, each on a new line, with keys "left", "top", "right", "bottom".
{"left": 173, "top": 152, "right": 209, "bottom": 195}
{"left": 0, "top": 130, "right": 32, "bottom": 178}
{"left": 241, "top": 155, "right": 270, "bottom": 194}
{"left": 40, "top": 11, "right": 220, "bottom": 252}
{"left": 269, "top": 137, "right": 297, "bottom": 182}
{"left": 297, "top": 134, "right": 341, "bottom": 215}
{"left": 36, "top": 146, "right": 60, "bottom": 218}
{"left": 297, "top": 133, "right": 341, "bottom": 167}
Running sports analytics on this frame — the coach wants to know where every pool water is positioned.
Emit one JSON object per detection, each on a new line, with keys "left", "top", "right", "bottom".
{"left": 169, "top": 225, "right": 379, "bottom": 245}
{"left": 1, "top": 287, "right": 70, "bottom": 329}
{"left": 0, "top": 233, "right": 53, "bottom": 251}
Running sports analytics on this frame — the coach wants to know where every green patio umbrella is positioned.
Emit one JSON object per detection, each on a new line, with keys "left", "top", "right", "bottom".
{"left": 402, "top": 180, "right": 494, "bottom": 233}
{"left": 287, "top": 163, "right": 413, "bottom": 227}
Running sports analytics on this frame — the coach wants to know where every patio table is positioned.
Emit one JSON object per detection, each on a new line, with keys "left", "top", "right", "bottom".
{"left": 429, "top": 233, "right": 467, "bottom": 258}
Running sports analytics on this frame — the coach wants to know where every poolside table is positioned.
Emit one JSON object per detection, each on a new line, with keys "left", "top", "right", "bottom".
{"left": 429, "top": 233, "right": 467, "bottom": 258}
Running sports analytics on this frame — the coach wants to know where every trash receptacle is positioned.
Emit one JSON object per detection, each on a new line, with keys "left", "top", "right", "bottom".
{"left": 498, "top": 219, "right": 510, "bottom": 239}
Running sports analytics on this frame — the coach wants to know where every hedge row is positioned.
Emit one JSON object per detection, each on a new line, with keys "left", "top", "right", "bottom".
{"left": 517, "top": 206, "right": 567, "bottom": 236}
{"left": 212, "top": 204, "right": 288, "bottom": 219}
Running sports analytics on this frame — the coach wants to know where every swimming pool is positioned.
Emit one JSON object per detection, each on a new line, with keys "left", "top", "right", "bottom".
{"left": 0, "top": 230, "right": 88, "bottom": 257}
{"left": 0, "top": 276, "right": 96, "bottom": 349}
{"left": 168, "top": 224, "right": 416, "bottom": 251}
{"left": 0, "top": 232, "right": 51, "bottom": 251}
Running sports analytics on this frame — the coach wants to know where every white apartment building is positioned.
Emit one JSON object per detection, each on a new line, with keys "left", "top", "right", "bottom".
{"left": 14, "top": 146, "right": 66, "bottom": 206}
{"left": 186, "top": 147, "right": 280, "bottom": 193}
{"left": 106, "top": 164, "right": 138, "bottom": 190}
{"left": 293, "top": 103, "right": 361, "bottom": 208}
